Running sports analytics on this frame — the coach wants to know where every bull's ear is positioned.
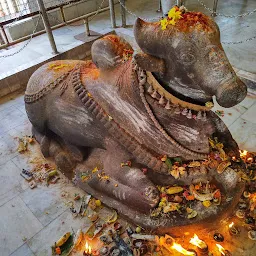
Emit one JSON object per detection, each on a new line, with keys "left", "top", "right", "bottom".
{"left": 134, "top": 53, "right": 165, "bottom": 73}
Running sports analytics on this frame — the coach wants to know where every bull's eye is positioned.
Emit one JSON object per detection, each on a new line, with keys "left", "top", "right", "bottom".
{"left": 179, "top": 53, "right": 196, "bottom": 65}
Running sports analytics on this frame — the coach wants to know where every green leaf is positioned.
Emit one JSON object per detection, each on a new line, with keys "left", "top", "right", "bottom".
{"left": 165, "top": 158, "right": 173, "bottom": 169}
{"left": 173, "top": 157, "right": 182, "bottom": 163}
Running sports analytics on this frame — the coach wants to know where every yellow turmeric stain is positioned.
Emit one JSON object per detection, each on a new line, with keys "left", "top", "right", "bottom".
{"left": 53, "top": 64, "right": 68, "bottom": 70}
{"left": 48, "top": 63, "right": 69, "bottom": 70}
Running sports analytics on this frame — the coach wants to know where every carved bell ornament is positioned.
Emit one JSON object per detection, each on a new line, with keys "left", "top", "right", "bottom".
{"left": 186, "top": 109, "right": 192, "bottom": 119}
{"left": 182, "top": 108, "right": 188, "bottom": 116}
{"left": 159, "top": 95, "right": 166, "bottom": 105}
{"left": 147, "top": 85, "right": 154, "bottom": 94}
{"left": 133, "top": 59, "right": 211, "bottom": 122}
{"left": 151, "top": 90, "right": 159, "bottom": 99}
{"left": 165, "top": 100, "right": 171, "bottom": 110}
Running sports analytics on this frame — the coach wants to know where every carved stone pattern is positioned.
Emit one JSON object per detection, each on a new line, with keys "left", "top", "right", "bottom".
{"left": 146, "top": 72, "right": 212, "bottom": 112}
{"left": 135, "top": 63, "right": 209, "bottom": 159}
{"left": 72, "top": 65, "right": 169, "bottom": 174}
{"left": 24, "top": 68, "right": 75, "bottom": 103}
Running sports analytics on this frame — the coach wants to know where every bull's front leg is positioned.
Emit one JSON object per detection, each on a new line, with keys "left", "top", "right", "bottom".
{"left": 32, "top": 126, "right": 84, "bottom": 178}
{"left": 86, "top": 139, "right": 160, "bottom": 213}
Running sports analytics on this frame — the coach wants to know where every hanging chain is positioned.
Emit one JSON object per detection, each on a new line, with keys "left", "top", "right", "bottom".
{"left": 118, "top": 0, "right": 162, "bottom": 22}
{"left": 1, "top": 0, "right": 256, "bottom": 59}
{"left": 52, "top": 0, "right": 106, "bottom": 26}
{"left": 197, "top": 0, "right": 256, "bottom": 44}
{"left": 0, "top": 16, "right": 41, "bottom": 59}
{"left": 88, "top": 0, "right": 106, "bottom": 22}
{"left": 197, "top": 0, "right": 256, "bottom": 18}
{"left": 222, "top": 35, "right": 256, "bottom": 45}
{"left": 118, "top": 0, "right": 256, "bottom": 45}
{"left": 0, "top": 0, "right": 106, "bottom": 58}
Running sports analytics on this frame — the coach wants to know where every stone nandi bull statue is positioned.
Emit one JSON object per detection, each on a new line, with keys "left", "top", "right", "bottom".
{"left": 25, "top": 8, "right": 247, "bottom": 230}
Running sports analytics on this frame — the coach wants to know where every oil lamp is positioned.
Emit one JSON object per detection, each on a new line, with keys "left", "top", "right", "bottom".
{"left": 189, "top": 234, "right": 208, "bottom": 253}
{"left": 239, "top": 150, "right": 248, "bottom": 158}
{"left": 216, "top": 244, "right": 232, "bottom": 256}
{"left": 231, "top": 155, "right": 241, "bottom": 163}
{"left": 247, "top": 157, "right": 253, "bottom": 163}
{"left": 159, "top": 235, "right": 196, "bottom": 255}
{"left": 171, "top": 242, "right": 197, "bottom": 256}
{"left": 228, "top": 222, "right": 240, "bottom": 236}
{"left": 83, "top": 241, "right": 92, "bottom": 256}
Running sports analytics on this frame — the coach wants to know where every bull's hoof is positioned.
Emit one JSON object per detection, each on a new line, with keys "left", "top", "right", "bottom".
{"left": 31, "top": 127, "right": 51, "bottom": 157}
{"left": 145, "top": 186, "right": 160, "bottom": 207}
{"left": 84, "top": 170, "right": 159, "bottom": 213}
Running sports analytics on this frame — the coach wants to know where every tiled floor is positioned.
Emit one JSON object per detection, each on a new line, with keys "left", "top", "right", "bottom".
{"left": 0, "top": 83, "right": 255, "bottom": 256}
{"left": 0, "top": 1, "right": 256, "bottom": 255}
{"left": 213, "top": 94, "right": 256, "bottom": 152}
{"left": 0, "top": 93, "right": 93, "bottom": 256}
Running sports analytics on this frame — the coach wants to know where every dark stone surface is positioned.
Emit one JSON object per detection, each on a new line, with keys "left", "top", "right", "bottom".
{"left": 24, "top": 11, "right": 247, "bottom": 231}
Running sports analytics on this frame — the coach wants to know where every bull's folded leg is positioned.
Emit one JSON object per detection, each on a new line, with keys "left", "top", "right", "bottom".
{"left": 32, "top": 126, "right": 77, "bottom": 175}
{"left": 87, "top": 169, "right": 159, "bottom": 213}
{"left": 32, "top": 126, "right": 50, "bottom": 157}
{"left": 86, "top": 139, "right": 160, "bottom": 213}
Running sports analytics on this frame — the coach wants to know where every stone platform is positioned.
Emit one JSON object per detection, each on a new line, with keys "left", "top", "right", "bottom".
{"left": 0, "top": 92, "right": 255, "bottom": 255}
{"left": 73, "top": 148, "right": 245, "bottom": 235}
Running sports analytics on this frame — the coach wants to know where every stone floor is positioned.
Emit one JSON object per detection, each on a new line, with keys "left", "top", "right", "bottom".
{"left": 0, "top": 0, "right": 256, "bottom": 77}
{"left": 0, "top": 91, "right": 95, "bottom": 256}
{"left": 0, "top": 1, "right": 256, "bottom": 255}
{"left": 0, "top": 82, "right": 255, "bottom": 255}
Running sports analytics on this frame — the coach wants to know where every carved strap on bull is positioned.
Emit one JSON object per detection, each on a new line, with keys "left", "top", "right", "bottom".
{"left": 146, "top": 72, "right": 213, "bottom": 113}
{"left": 70, "top": 64, "right": 169, "bottom": 174}
{"left": 133, "top": 60, "right": 209, "bottom": 159}
{"left": 24, "top": 68, "right": 74, "bottom": 103}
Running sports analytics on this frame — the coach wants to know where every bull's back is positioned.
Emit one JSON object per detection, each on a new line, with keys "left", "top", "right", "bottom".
{"left": 26, "top": 60, "right": 83, "bottom": 95}
{"left": 25, "top": 60, "right": 83, "bottom": 131}
{"left": 25, "top": 60, "right": 106, "bottom": 148}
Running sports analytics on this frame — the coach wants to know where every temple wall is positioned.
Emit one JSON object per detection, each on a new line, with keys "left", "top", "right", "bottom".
{"left": 5, "top": 0, "right": 118, "bottom": 41}
{"left": 0, "top": 29, "right": 114, "bottom": 98}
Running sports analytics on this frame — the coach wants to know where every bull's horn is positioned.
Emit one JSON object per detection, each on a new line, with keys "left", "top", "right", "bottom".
{"left": 134, "top": 18, "right": 160, "bottom": 56}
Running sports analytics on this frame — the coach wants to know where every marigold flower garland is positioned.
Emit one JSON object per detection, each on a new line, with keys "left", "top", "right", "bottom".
{"left": 160, "top": 6, "right": 183, "bottom": 30}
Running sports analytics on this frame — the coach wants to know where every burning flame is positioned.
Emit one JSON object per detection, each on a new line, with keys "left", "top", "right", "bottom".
{"left": 171, "top": 242, "right": 196, "bottom": 255}
{"left": 229, "top": 222, "right": 234, "bottom": 228}
{"left": 216, "top": 244, "right": 225, "bottom": 255}
{"left": 189, "top": 234, "right": 207, "bottom": 249}
{"left": 85, "top": 241, "right": 92, "bottom": 254}
{"left": 239, "top": 150, "right": 248, "bottom": 157}
{"left": 247, "top": 157, "right": 253, "bottom": 162}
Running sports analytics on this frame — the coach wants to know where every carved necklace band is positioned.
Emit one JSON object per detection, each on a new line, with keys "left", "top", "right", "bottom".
{"left": 134, "top": 60, "right": 208, "bottom": 159}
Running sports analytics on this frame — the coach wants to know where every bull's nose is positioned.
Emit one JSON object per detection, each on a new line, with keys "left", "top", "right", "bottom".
{"left": 216, "top": 77, "right": 247, "bottom": 108}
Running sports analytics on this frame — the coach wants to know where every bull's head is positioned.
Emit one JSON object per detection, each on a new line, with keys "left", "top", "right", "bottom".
{"left": 134, "top": 10, "right": 247, "bottom": 108}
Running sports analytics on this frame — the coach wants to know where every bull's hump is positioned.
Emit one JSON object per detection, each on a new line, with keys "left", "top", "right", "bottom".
{"left": 25, "top": 60, "right": 82, "bottom": 95}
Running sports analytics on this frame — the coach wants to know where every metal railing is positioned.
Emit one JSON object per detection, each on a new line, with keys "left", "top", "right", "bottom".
{"left": 0, "top": 0, "right": 118, "bottom": 51}
{"left": 1, "top": 0, "right": 255, "bottom": 57}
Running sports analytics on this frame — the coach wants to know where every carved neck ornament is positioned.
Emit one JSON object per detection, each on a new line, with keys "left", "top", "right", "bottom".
{"left": 133, "top": 60, "right": 214, "bottom": 121}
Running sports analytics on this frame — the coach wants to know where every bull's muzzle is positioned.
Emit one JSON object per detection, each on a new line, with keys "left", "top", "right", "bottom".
{"left": 216, "top": 77, "right": 247, "bottom": 108}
